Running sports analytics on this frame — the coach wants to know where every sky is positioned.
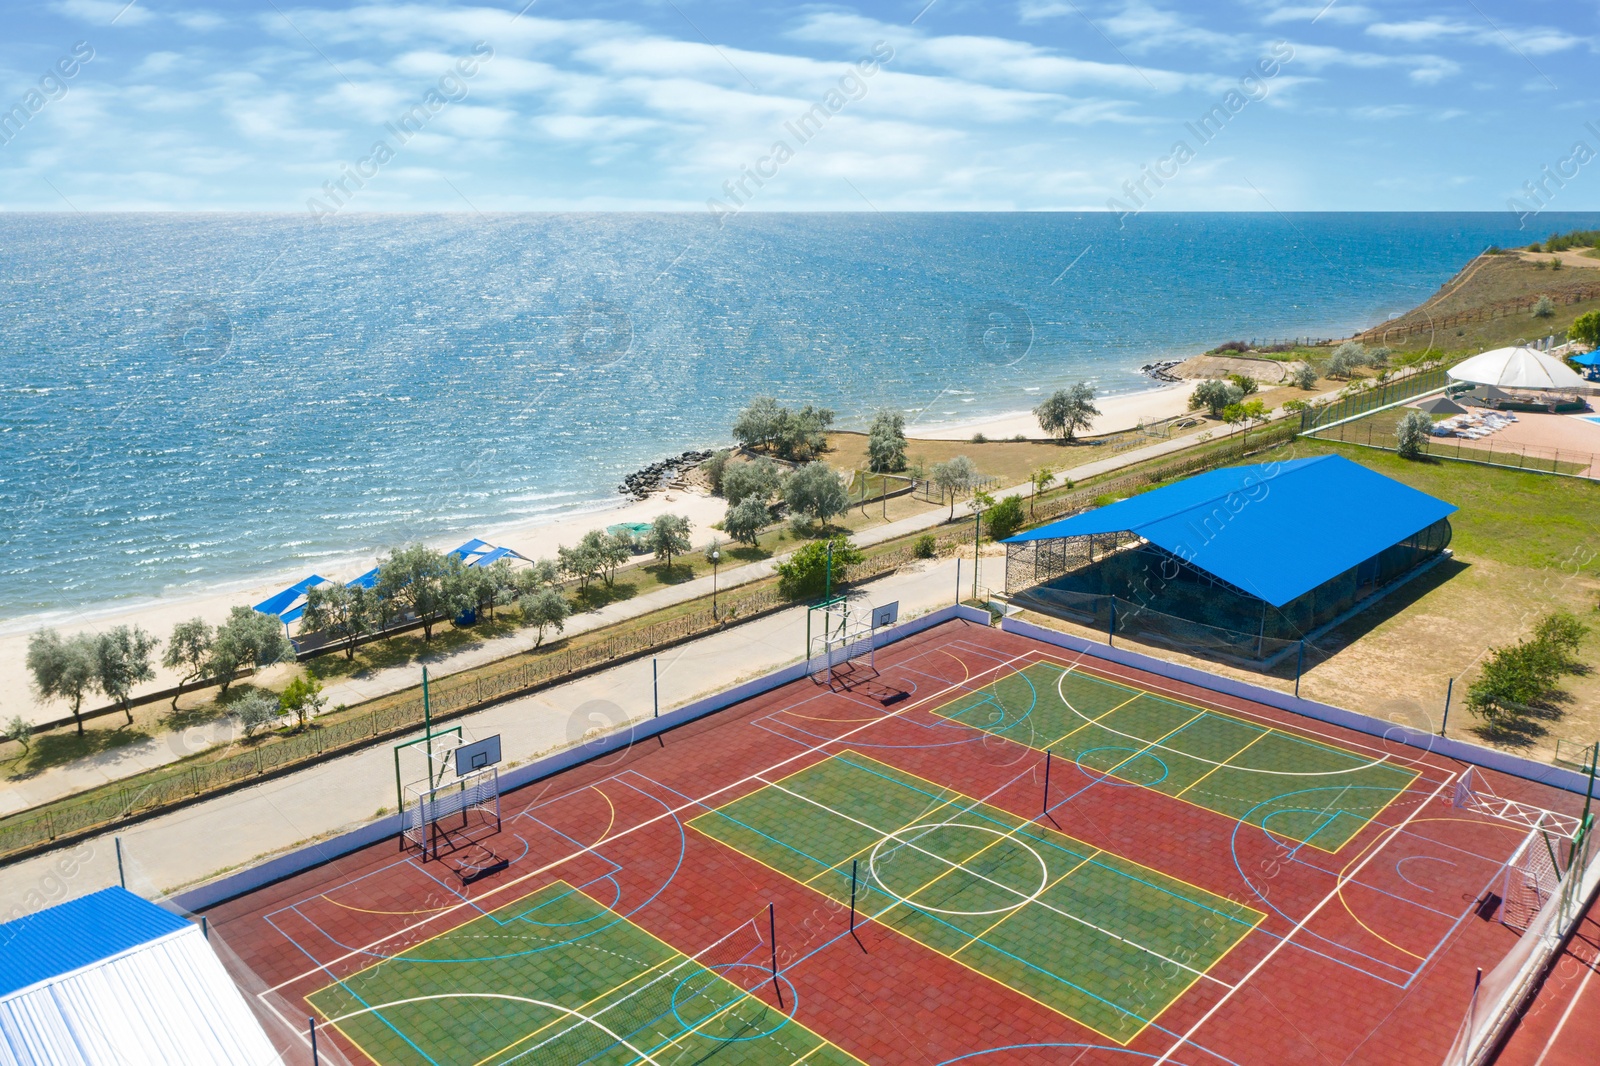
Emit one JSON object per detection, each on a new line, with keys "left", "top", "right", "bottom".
{"left": 0, "top": 0, "right": 1594, "bottom": 214}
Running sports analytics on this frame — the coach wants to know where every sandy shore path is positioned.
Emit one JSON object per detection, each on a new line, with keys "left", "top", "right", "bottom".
{"left": 0, "top": 489, "right": 728, "bottom": 726}
{"left": 910, "top": 381, "right": 1198, "bottom": 441}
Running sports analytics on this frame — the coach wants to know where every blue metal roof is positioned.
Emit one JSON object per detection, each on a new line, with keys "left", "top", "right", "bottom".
{"left": 253, "top": 574, "right": 329, "bottom": 619}
{"left": 0, "top": 887, "right": 191, "bottom": 998}
{"left": 346, "top": 567, "right": 380, "bottom": 590}
{"left": 1006, "top": 455, "right": 1456, "bottom": 607}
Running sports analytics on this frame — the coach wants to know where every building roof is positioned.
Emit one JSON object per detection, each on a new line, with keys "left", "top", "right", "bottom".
{"left": 252, "top": 574, "right": 330, "bottom": 623}
{"left": 1006, "top": 455, "right": 1456, "bottom": 607}
{"left": 1413, "top": 395, "right": 1466, "bottom": 416}
{"left": 1448, "top": 346, "right": 1587, "bottom": 390}
{"left": 0, "top": 887, "right": 190, "bottom": 999}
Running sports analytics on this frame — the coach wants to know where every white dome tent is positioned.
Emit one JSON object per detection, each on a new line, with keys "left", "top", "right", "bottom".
{"left": 1447, "top": 345, "right": 1587, "bottom": 391}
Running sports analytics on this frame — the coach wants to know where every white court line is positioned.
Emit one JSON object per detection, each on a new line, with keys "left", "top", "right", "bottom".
{"left": 1151, "top": 770, "right": 1457, "bottom": 1066}
{"left": 265, "top": 646, "right": 1038, "bottom": 994}
{"left": 759, "top": 776, "right": 1233, "bottom": 987}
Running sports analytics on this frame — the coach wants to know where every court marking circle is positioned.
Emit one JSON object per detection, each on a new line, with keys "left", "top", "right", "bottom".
{"left": 1075, "top": 746, "right": 1170, "bottom": 788}
{"left": 869, "top": 822, "right": 1050, "bottom": 916}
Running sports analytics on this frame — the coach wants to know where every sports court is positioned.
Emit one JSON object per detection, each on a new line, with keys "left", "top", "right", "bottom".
{"left": 204, "top": 618, "right": 1594, "bottom": 1065}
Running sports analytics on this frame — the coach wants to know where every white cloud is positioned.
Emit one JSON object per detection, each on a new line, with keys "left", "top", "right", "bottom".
{"left": 50, "top": 0, "right": 152, "bottom": 26}
{"left": 1368, "top": 18, "right": 1586, "bottom": 57}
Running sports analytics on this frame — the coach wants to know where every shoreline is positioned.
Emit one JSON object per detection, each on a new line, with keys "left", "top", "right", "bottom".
{"left": 907, "top": 380, "right": 1199, "bottom": 442}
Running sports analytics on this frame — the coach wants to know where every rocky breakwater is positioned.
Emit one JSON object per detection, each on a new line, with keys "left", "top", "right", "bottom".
{"left": 618, "top": 449, "right": 714, "bottom": 499}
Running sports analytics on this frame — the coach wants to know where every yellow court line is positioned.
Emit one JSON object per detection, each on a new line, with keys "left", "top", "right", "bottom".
{"left": 950, "top": 850, "right": 1101, "bottom": 959}
{"left": 796, "top": 783, "right": 971, "bottom": 891}
{"left": 314, "top": 893, "right": 459, "bottom": 918}
{"left": 589, "top": 785, "right": 618, "bottom": 848}
{"left": 1173, "top": 730, "right": 1273, "bottom": 800}
{"left": 1044, "top": 707, "right": 1211, "bottom": 789}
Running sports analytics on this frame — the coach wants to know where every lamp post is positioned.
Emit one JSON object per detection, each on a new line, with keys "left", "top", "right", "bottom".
{"left": 711, "top": 549, "right": 720, "bottom": 619}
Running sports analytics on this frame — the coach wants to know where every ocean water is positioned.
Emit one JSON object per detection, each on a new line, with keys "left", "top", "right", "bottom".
{"left": 3, "top": 211, "right": 1596, "bottom": 619}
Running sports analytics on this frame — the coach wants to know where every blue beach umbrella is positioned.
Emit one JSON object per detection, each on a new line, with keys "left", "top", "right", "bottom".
{"left": 1572, "top": 350, "right": 1600, "bottom": 366}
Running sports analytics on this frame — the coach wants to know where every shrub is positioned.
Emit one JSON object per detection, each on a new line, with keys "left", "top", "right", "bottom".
{"left": 913, "top": 534, "right": 937, "bottom": 559}
{"left": 1290, "top": 363, "right": 1317, "bottom": 390}
{"left": 971, "top": 433, "right": 988, "bottom": 444}
{"left": 703, "top": 449, "right": 732, "bottom": 494}
{"left": 1533, "top": 295, "right": 1555, "bottom": 318}
{"left": 1395, "top": 410, "right": 1434, "bottom": 459}
{"left": 776, "top": 536, "right": 863, "bottom": 599}
{"left": 866, "top": 410, "right": 907, "bottom": 472}
{"left": 3, "top": 715, "right": 32, "bottom": 754}
{"left": 1569, "top": 309, "right": 1600, "bottom": 348}
{"left": 1326, "top": 341, "right": 1367, "bottom": 379}
{"left": 233, "top": 691, "right": 282, "bottom": 738}
{"left": 1227, "top": 373, "right": 1258, "bottom": 396}
{"left": 279, "top": 675, "right": 326, "bottom": 730}
{"left": 984, "top": 495, "right": 1026, "bottom": 541}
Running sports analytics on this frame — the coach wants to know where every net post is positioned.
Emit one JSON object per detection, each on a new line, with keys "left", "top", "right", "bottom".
{"left": 309, "top": 1017, "right": 320, "bottom": 1065}
{"left": 769, "top": 902, "right": 783, "bottom": 1007}
{"left": 1042, "top": 750, "right": 1052, "bottom": 813}
{"left": 849, "top": 859, "right": 857, "bottom": 931}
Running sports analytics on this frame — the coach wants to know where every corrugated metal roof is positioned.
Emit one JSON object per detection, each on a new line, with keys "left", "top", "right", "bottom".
{"left": 1005, "top": 455, "right": 1457, "bottom": 607}
{"left": 0, "top": 887, "right": 190, "bottom": 999}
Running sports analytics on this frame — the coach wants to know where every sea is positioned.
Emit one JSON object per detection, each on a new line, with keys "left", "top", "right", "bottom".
{"left": 3, "top": 211, "right": 1597, "bottom": 620}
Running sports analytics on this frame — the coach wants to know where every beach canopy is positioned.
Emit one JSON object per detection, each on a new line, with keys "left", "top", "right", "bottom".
{"left": 446, "top": 537, "right": 527, "bottom": 568}
{"left": 346, "top": 567, "right": 380, "bottom": 590}
{"left": 1005, "top": 455, "right": 1456, "bottom": 608}
{"left": 253, "top": 574, "right": 331, "bottom": 623}
{"left": 1447, "top": 345, "right": 1587, "bottom": 390}
{"left": 1413, "top": 395, "right": 1466, "bottom": 416}
{"left": 1571, "top": 350, "right": 1600, "bottom": 367}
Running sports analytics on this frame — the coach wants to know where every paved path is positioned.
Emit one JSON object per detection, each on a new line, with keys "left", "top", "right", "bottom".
{"left": 0, "top": 552, "right": 1009, "bottom": 917}
{"left": 0, "top": 422, "right": 1224, "bottom": 816}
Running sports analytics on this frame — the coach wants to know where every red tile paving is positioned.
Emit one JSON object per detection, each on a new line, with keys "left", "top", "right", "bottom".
{"left": 201, "top": 620, "right": 1593, "bottom": 1066}
{"left": 1492, "top": 892, "right": 1600, "bottom": 1066}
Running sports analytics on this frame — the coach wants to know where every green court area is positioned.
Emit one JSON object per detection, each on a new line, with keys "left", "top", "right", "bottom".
{"left": 308, "top": 881, "right": 863, "bottom": 1066}
{"left": 689, "top": 752, "right": 1263, "bottom": 1044}
{"left": 931, "top": 662, "right": 1420, "bottom": 852}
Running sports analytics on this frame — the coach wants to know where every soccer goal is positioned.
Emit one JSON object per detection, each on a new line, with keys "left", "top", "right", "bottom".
{"left": 807, "top": 598, "right": 895, "bottom": 688}
{"left": 402, "top": 765, "right": 502, "bottom": 862}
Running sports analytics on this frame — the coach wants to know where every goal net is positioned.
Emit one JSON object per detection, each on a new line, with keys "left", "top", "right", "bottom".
{"left": 402, "top": 765, "right": 502, "bottom": 861}
{"left": 1496, "top": 827, "right": 1562, "bottom": 932}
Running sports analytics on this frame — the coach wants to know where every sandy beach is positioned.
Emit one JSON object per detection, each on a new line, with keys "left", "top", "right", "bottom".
{"left": 0, "top": 488, "right": 729, "bottom": 726}
{"left": 909, "top": 381, "right": 1200, "bottom": 442}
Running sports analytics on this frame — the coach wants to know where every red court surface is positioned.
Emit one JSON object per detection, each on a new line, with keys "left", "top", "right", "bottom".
{"left": 1494, "top": 895, "right": 1600, "bottom": 1066}
{"left": 203, "top": 619, "right": 1591, "bottom": 1066}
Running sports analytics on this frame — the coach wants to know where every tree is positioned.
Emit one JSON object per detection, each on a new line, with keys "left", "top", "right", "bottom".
{"left": 1395, "top": 410, "right": 1434, "bottom": 459}
{"left": 1569, "top": 309, "right": 1600, "bottom": 348}
{"left": 1190, "top": 378, "right": 1244, "bottom": 417}
{"left": 478, "top": 558, "right": 518, "bottom": 619}
{"left": 208, "top": 606, "right": 294, "bottom": 694}
{"left": 773, "top": 404, "right": 834, "bottom": 461}
{"left": 300, "top": 583, "right": 375, "bottom": 659}
{"left": 1029, "top": 467, "right": 1054, "bottom": 516}
{"left": 1034, "top": 382, "right": 1099, "bottom": 442}
{"left": 1290, "top": 363, "right": 1317, "bottom": 390}
{"left": 984, "top": 495, "right": 1026, "bottom": 541}
{"left": 557, "top": 540, "right": 603, "bottom": 592}
{"left": 1368, "top": 346, "right": 1392, "bottom": 368}
{"left": 93, "top": 625, "right": 160, "bottom": 726}
{"left": 1532, "top": 295, "right": 1555, "bottom": 318}
{"left": 724, "top": 497, "right": 770, "bottom": 546}
{"left": 782, "top": 462, "right": 850, "bottom": 529}
{"left": 703, "top": 449, "right": 732, "bottom": 494}
{"left": 516, "top": 558, "right": 560, "bottom": 593}
{"left": 866, "top": 410, "right": 908, "bottom": 472}
{"left": 776, "top": 536, "right": 864, "bottom": 599}
{"left": 1533, "top": 611, "right": 1589, "bottom": 671}
{"left": 721, "top": 457, "right": 782, "bottom": 507}
{"left": 931, "top": 456, "right": 979, "bottom": 519}
{"left": 519, "top": 588, "right": 571, "bottom": 647}
{"left": 233, "top": 691, "right": 280, "bottom": 738}
{"left": 1227, "top": 373, "right": 1258, "bottom": 396}
{"left": 26, "top": 629, "right": 100, "bottom": 734}
{"left": 5, "top": 715, "right": 33, "bottom": 754}
{"left": 579, "top": 529, "right": 630, "bottom": 588}
{"left": 732, "top": 396, "right": 784, "bottom": 452}
{"left": 162, "top": 618, "right": 214, "bottom": 707}
{"left": 1468, "top": 641, "right": 1559, "bottom": 727}
{"left": 1326, "top": 341, "right": 1367, "bottom": 379}
{"left": 376, "top": 544, "right": 465, "bottom": 641}
{"left": 279, "top": 675, "right": 326, "bottom": 731}
{"left": 1222, "top": 399, "right": 1269, "bottom": 443}
{"left": 647, "top": 513, "right": 693, "bottom": 569}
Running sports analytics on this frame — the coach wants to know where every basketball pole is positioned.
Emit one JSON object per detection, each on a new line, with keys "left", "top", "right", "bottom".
{"left": 653, "top": 657, "right": 664, "bottom": 747}
{"left": 422, "top": 666, "right": 436, "bottom": 789}
{"left": 769, "top": 902, "right": 783, "bottom": 1006}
